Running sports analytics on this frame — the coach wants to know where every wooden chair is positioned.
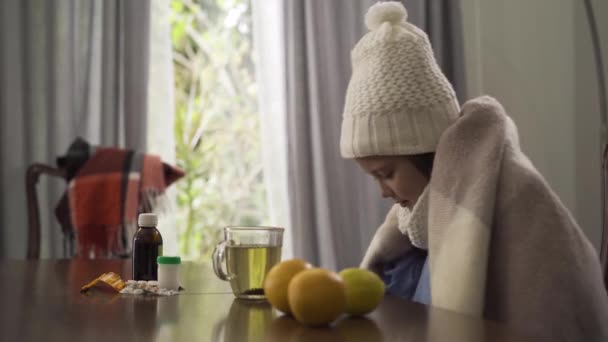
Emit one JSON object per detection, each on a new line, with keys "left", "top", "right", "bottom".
{"left": 25, "top": 163, "right": 67, "bottom": 259}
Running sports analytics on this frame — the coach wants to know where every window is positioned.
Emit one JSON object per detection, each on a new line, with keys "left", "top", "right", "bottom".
{"left": 169, "top": 0, "right": 268, "bottom": 260}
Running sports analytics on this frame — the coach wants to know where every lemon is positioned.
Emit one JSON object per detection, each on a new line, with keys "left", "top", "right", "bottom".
{"left": 264, "top": 259, "right": 313, "bottom": 314}
{"left": 339, "top": 268, "right": 385, "bottom": 316}
{"left": 287, "top": 268, "right": 346, "bottom": 326}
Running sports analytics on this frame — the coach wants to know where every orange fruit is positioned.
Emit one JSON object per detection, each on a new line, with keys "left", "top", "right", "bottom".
{"left": 263, "top": 259, "right": 313, "bottom": 314}
{"left": 287, "top": 268, "right": 347, "bottom": 326}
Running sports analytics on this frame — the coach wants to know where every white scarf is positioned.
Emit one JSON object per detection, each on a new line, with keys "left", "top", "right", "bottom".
{"left": 397, "top": 186, "right": 429, "bottom": 250}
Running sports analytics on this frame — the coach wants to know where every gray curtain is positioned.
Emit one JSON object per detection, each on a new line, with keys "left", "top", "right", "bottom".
{"left": 403, "top": 0, "right": 467, "bottom": 99}
{"left": 0, "top": 0, "right": 151, "bottom": 259}
{"left": 284, "top": 0, "right": 466, "bottom": 269}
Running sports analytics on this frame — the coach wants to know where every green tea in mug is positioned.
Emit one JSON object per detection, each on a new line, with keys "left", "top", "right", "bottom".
{"left": 226, "top": 245, "right": 282, "bottom": 299}
{"left": 213, "top": 227, "right": 284, "bottom": 300}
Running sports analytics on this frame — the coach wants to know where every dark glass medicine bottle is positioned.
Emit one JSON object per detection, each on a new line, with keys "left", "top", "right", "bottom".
{"left": 132, "top": 213, "right": 163, "bottom": 281}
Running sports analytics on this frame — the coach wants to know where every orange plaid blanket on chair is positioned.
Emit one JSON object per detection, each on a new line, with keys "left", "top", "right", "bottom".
{"left": 55, "top": 138, "right": 184, "bottom": 258}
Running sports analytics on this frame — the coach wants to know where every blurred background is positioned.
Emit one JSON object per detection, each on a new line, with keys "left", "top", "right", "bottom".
{"left": 0, "top": 0, "right": 606, "bottom": 270}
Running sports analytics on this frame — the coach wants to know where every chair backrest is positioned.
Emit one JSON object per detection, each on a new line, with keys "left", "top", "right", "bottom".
{"left": 25, "top": 163, "right": 66, "bottom": 259}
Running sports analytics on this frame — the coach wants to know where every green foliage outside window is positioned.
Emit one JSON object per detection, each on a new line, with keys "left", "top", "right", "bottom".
{"left": 170, "top": 0, "right": 268, "bottom": 260}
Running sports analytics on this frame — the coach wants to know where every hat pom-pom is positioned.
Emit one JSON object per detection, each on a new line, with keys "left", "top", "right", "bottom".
{"left": 365, "top": 1, "right": 408, "bottom": 31}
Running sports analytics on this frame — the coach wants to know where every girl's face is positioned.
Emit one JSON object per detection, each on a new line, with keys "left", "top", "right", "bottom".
{"left": 356, "top": 155, "right": 429, "bottom": 210}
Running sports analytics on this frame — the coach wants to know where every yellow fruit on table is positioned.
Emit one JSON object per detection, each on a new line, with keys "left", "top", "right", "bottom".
{"left": 339, "top": 268, "right": 385, "bottom": 316}
{"left": 287, "top": 268, "right": 347, "bottom": 326}
{"left": 263, "top": 259, "right": 313, "bottom": 314}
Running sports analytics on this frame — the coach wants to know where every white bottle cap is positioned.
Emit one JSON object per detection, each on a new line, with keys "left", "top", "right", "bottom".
{"left": 138, "top": 213, "right": 158, "bottom": 227}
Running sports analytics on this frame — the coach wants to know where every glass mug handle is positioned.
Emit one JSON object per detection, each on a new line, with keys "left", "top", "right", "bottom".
{"left": 212, "top": 240, "right": 230, "bottom": 281}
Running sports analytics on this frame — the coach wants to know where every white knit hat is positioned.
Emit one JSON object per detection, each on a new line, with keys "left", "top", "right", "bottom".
{"left": 340, "top": 1, "right": 460, "bottom": 158}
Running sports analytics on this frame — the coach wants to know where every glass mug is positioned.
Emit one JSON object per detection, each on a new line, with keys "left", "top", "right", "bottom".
{"left": 212, "top": 226, "right": 284, "bottom": 300}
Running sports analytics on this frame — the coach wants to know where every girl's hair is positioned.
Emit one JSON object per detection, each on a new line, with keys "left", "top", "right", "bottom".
{"left": 408, "top": 153, "right": 435, "bottom": 179}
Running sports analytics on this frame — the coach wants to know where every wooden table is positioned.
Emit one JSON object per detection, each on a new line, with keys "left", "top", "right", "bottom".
{"left": 0, "top": 260, "right": 537, "bottom": 341}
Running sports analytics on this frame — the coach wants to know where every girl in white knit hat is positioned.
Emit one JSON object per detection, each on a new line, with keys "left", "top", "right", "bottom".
{"left": 343, "top": 2, "right": 608, "bottom": 341}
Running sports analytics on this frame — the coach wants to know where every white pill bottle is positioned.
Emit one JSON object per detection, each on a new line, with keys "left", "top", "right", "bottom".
{"left": 157, "top": 256, "right": 181, "bottom": 291}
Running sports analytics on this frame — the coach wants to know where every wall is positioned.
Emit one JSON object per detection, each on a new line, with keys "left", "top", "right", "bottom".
{"left": 461, "top": 0, "right": 608, "bottom": 250}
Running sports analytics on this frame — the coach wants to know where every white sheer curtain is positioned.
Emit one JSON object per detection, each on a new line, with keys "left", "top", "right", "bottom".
{"left": 251, "top": 0, "right": 292, "bottom": 258}
{"left": 147, "top": 0, "right": 178, "bottom": 256}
